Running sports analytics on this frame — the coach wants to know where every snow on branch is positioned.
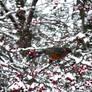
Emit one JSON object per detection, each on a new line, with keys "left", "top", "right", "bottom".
{"left": 0, "top": 1, "right": 18, "bottom": 27}
{"left": 27, "top": 0, "right": 38, "bottom": 25}
{"left": 0, "top": 10, "right": 17, "bottom": 20}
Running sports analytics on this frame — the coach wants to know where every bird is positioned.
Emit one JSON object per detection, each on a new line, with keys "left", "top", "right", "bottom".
{"left": 37, "top": 47, "right": 71, "bottom": 60}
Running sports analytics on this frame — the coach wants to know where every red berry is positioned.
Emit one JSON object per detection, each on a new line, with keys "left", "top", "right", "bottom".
{"left": 66, "top": 77, "right": 73, "bottom": 82}
{"left": 88, "top": 18, "right": 92, "bottom": 21}
{"left": 78, "top": 5, "right": 82, "bottom": 10}
{"left": 15, "top": 40, "right": 18, "bottom": 44}
{"left": 86, "top": 8, "right": 90, "bottom": 11}
{"left": 53, "top": 5, "right": 57, "bottom": 9}
{"left": 55, "top": 2, "right": 58, "bottom": 5}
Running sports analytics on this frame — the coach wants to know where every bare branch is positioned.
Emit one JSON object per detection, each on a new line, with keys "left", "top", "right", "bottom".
{"left": 0, "top": 1, "right": 18, "bottom": 28}
{"left": 15, "top": 0, "right": 26, "bottom": 7}
{"left": 27, "top": 0, "right": 38, "bottom": 25}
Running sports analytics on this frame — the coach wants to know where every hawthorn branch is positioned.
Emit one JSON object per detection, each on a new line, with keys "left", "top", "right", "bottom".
{"left": 15, "top": 0, "right": 26, "bottom": 25}
{"left": 0, "top": 1, "right": 18, "bottom": 28}
{"left": 27, "top": 0, "right": 38, "bottom": 25}
{"left": 0, "top": 11, "right": 16, "bottom": 20}
{"left": 17, "top": 0, "right": 38, "bottom": 50}
{"left": 15, "top": 0, "right": 26, "bottom": 7}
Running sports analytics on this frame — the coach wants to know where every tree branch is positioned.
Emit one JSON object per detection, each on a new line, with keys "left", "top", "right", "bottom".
{"left": 27, "top": 0, "right": 38, "bottom": 25}
{"left": 0, "top": 1, "right": 18, "bottom": 28}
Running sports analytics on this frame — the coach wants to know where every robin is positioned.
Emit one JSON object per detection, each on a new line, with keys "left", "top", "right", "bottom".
{"left": 37, "top": 47, "right": 71, "bottom": 60}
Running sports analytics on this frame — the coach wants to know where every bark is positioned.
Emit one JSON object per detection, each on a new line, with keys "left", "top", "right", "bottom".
{"left": 27, "top": 0, "right": 38, "bottom": 25}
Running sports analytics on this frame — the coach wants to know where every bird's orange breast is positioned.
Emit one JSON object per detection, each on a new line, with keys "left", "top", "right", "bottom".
{"left": 50, "top": 53, "right": 68, "bottom": 60}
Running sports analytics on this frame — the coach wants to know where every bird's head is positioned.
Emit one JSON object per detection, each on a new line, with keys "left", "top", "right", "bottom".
{"left": 65, "top": 48, "right": 71, "bottom": 53}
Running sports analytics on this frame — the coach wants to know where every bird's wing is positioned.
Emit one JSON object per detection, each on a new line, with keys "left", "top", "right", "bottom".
{"left": 46, "top": 47, "right": 65, "bottom": 55}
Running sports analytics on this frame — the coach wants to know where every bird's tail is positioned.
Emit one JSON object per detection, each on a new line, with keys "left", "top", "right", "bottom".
{"left": 36, "top": 49, "right": 46, "bottom": 57}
